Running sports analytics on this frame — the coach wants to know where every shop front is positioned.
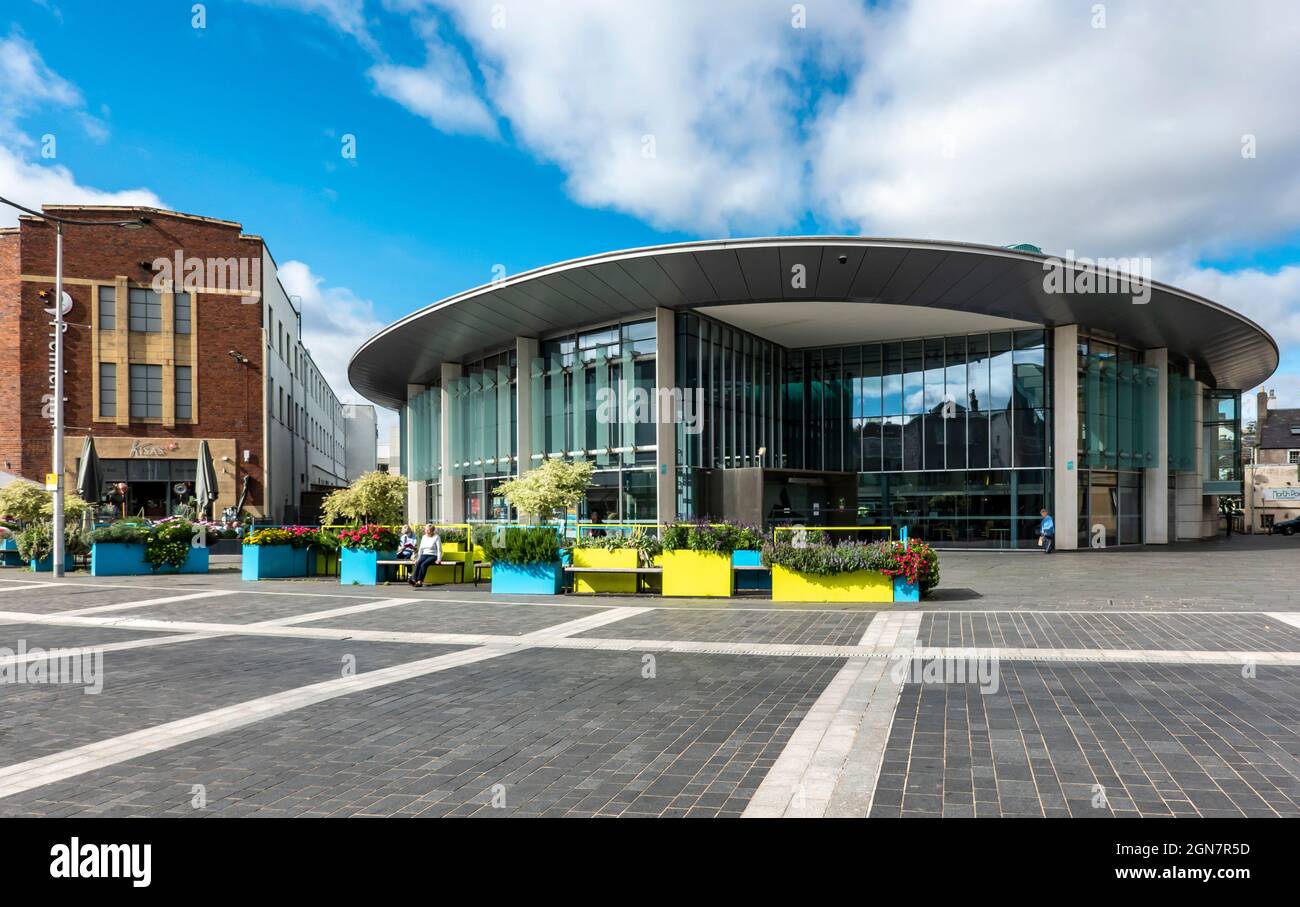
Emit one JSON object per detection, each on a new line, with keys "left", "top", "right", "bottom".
{"left": 65, "top": 436, "right": 238, "bottom": 521}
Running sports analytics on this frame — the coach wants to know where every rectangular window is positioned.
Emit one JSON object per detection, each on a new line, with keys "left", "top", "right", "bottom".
{"left": 174, "top": 292, "right": 191, "bottom": 334}
{"left": 175, "top": 366, "right": 193, "bottom": 420}
{"left": 1289, "top": 450, "right": 1300, "bottom": 465}
{"left": 97, "top": 286, "right": 116, "bottom": 330}
{"left": 99, "top": 362, "right": 116, "bottom": 417}
{"left": 128, "top": 288, "right": 162, "bottom": 332}
{"left": 129, "top": 364, "right": 163, "bottom": 418}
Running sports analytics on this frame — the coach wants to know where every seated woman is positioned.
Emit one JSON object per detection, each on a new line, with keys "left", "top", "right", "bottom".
{"left": 408, "top": 525, "right": 443, "bottom": 587}
{"left": 396, "top": 524, "right": 417, "bottom": 560}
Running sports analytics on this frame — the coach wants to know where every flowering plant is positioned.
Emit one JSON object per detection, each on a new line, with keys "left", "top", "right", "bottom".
{"left": 244, "top": 526, "right": 320, "bottom": 548}
{"left": 337, "top": 524, "right": 399, "bottom": 551}
{"left": 762, "top": 538, "right": 939, "bottom": 596}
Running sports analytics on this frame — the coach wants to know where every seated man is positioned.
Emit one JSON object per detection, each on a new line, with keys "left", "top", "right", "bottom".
{"left": 408, "top": 524, "right": 443, "bottom": 587}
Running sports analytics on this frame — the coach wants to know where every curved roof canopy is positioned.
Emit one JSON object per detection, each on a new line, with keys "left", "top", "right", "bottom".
{"left": 350, "top": 237, "right": 1278, "bottom": 410}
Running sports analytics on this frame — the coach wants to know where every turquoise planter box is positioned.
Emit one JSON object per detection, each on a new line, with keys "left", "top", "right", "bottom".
{"left": 892, "top": 575, "right": 920, "bottom": 603}
{"left": 242, "top": 544, "right": 312, "bottom": 580}
{"left": 91, "top": 543, "right": 209, "bottom": 576}
{"left": 732, "top": 549, "right": 771, "bottom": 591}
{"left": 490, "top": 561, "right": 563, "bottom": 595}
{"left": 1, "top": 537, "right": 23, "bottom": 567}
{"left": 30, "top": 553, "right": 76, "bottom": 572}
{"left": 339, "top": 547, "right": 396, "bottom": 585}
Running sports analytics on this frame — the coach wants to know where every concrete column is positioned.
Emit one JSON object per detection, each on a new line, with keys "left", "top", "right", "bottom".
{"left": 404, "top": 383, "right": 426, "bottom": 524}
{"left": 516, "top": 337, "right": 538, "bottom": 477}
{"left": 1173, "top": 361, "right": 1202, "bottom": 540}
{"left": 1051, "top": 324, "right": 1079, "bottom": 549}
{"left": 654, "top": 307, "right": 677, "bottom": 524}
{"left": 440, "top": 363, "right": 463, "bottom": 524}
{"left": 1143, "top": 348, "right": 1169, "bottom": 543}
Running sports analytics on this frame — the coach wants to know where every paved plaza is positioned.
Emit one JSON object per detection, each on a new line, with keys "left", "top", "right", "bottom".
{"left": 0, "top": 535, "right": 1297, "bottom": 818}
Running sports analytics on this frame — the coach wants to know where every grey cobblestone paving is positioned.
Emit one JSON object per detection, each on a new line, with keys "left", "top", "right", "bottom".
{"left": 575, "top": 608, "right": 878, "bottom": 646}
{"left": 918, "top": 611, "right": 1300, "bottom": 652}
{"left": 0, "top": 621, "right": 178, "bottom": 649}
{"left": 870, "top": 661, "right": 1300, "bottom": 818}
{"left": 0, "top": 636, "right": 464, "bottom": 764}
{"left": 105, "top": 594, "right": 381, "bottom": 625}
{"left": 0, "top": 648, "right": 844, "bottom": 817}
{"left": 301, "top": 600, "right": 611, "bottom": 636}
{"left": 0, "top": 585, "right": 211, "bottom": 613}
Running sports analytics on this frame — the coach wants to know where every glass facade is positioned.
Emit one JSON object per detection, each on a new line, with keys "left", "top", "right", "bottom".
{"left": 396, "top": 307, "right": 1242, "bottom": 549}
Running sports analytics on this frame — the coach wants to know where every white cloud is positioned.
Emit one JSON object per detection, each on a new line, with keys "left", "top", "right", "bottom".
{"left": 0, "top": 34, "right": 162, "bottom": 225}
{"left": 1168, "top": 262, "right": 1300, "bottom": 348}
{"left": 0, "top": 146, "right": 163, "bottom": 226}
{"left": 0, "top": 30, "right": 106, "bottom": 148}
{"left": 808, "top": 0, "right": 1300, "bottom": 260}
{"left": 388, "top": 0, "right": 870, "bottom": 233}
{"left": 1245, "top": 372, "right": 1300, "bottom": 424}
{"left": 276, "top": 260, "right": 400, "bottom": 434}
{"left": 368, "top": 21, "right": 497, "bottom": 138}
{"left": 242, "top": 0, "right": 377, "bottom": 53}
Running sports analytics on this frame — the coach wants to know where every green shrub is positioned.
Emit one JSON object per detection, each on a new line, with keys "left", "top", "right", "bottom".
{"left": 473, "top": 526, "right": 562, "bottom": 565}
{"left": 573, "top": 528, "right": 663, "bottom": 565}
{"left": 88, "top": 520, "right": 203, "bottom": 571}
{"left": 660, "top": 522, "right": 760, "bottom": 555}
{"left": 762, "top": 539, "right": 940, "bottom": 596}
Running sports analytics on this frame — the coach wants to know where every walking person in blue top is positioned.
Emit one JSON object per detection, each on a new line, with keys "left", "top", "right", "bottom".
{"left": 1038, "top": 508, "right": 1055, "bottom": 554}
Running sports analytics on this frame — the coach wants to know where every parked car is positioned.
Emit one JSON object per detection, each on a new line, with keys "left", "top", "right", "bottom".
{"left": 1272, "top": 515, "right": 1300, "bottom": 536}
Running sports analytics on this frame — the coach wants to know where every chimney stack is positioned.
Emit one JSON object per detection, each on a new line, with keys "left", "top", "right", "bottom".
{"left": 1258, "top": 389, "right": 1270, "bottom": 429}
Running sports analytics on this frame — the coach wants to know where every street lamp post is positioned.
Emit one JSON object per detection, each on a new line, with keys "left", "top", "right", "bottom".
{"left": 0, "top": 197, "right": 148, "bottom": 577}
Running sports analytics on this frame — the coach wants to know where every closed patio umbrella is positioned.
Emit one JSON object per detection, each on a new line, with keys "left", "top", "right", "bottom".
{"left": 194, "top": 440, "right": 218, "bottom": 521}
{"left": 75, "top": 436, "right": 102, "bottom": 502}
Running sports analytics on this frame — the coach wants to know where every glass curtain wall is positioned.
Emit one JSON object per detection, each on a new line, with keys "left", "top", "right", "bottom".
{"left": 524, "top": 319, "right": 658, "bottom": 524}
{"left": 1074, "top": 337, "right": 1162, "bottom": 546}
{"left": 1202, "top": 390, "right": 1241, "bottom": 485}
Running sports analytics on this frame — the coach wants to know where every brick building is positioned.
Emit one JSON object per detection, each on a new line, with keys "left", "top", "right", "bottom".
{"left": 0, "top": 205, "right": 351, "bottom": 522}
{"left": 1243, "top": 389, "right": 1300, "bottom": 531}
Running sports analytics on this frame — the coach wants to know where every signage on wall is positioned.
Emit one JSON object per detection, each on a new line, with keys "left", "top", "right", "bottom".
{"left": 130, "top": 440, "right": 169, "bottom": 458}
{"left": 1264, "top": 488, "right": 1300, "bottom": 501}
{"left": 40, "top": 291, "right": 73, "bottom": 427}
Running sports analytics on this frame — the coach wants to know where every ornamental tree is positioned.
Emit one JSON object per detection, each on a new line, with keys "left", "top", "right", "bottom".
{"left": 321, "top": 471, "right": 408, "bottom": 525}
{"left": 493, "top": 459, "right": 595, "bottom": 523}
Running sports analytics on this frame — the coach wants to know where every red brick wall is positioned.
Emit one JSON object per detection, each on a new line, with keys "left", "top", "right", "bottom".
{"left": 0, "top": 232, "right": 20, "bottom": 475}
{"left": 5, "top": 209, "right": 268, "bottom": 510}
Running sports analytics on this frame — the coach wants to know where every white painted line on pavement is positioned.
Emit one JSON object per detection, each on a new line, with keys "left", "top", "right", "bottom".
{"left": 0, "top": 644, "right": 518, "bottom": 801}
{"left": 745, "top": 612, "right": 923, "bottom": 818}
{"left": 62, "top": 589, "right": 238, "bottom": 616}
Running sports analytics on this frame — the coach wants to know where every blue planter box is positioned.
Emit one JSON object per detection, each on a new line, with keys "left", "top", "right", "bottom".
{"left": 30, "top": 553, "right": 76, "bottom": 572}
{"left": 91, "top": 542, "right": 209, "bottom": 576}
{"left": 339, "top": 547, "right": 396, "bottom": 585}
{"left": 892, "top": 575, "right": 920, "bottom": 603}
{"left": 732, "top": 549, "right": 771, "bottom": 591}
{"left": 490, "top": 561, "right": 563, "bottom": 595}
{"left": 242, "top": 544, "right": 312, "bottom": 580}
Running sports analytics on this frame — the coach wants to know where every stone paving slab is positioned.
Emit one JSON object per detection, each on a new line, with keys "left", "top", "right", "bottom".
{"left": 0, "top": 584, "right": 212, "bottom": 614}
{"left": 0, "top": 648, "right": 844, "bottom": 817}
{"left": 0, "top": 621, "right": 178, "bottom": 650}
{"left": 918, "top": 611, "right": 1300, "bottom": 652}
{"left": 0, "top": 636, "right": 465, "bottom": 765}
{"left": 300, "top": 601, "right": 612, "bottom": 637}
{"left": 104, "top": 594, "right": 384, "bottom": 625}
{"left": 575, "top": 608, "right": 878, "bottom": 646}
{"left": 870, "top": 660, "right": 1300, "bottom": 818}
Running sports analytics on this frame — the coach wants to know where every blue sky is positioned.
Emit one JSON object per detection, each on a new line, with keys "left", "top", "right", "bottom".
{"left": 3, "top": 0, "right": 1299, "bottom": 424}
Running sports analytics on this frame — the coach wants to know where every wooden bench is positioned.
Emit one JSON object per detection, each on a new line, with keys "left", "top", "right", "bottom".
{"left": 733, "top": 564, "right": 771, "bottom": 572}
{"left": 375, "top": 558, "right": 465, "bottom": 584}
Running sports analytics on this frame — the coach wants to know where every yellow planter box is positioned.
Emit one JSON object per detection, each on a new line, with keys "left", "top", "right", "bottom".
{"left": 571, "top": 548, "right": 639, "bottom": 594}
{"left": 660, "top": 549, "right": 733, "bottom": 597}
{"left": 771, "top": 565, "right": 892, "bottom": 603}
